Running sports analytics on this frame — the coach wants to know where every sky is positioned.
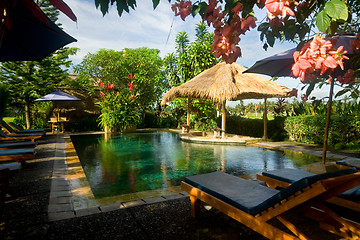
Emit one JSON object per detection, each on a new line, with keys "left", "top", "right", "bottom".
{"left": 58, "top": 0, "right": 341, "bottom": 106}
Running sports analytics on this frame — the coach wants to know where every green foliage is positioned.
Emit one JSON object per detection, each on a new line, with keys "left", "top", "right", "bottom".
{"left": 284, "top": 115, "right": 360, "bottom": 148}
{"left": 98, "top": 90, "right": 142, "bottom": 132}
{"left": 75, "top": 48, "right": 165, "bottom": 112}
{"left": 0, "top": 83, "right": 9, "bottom": 120}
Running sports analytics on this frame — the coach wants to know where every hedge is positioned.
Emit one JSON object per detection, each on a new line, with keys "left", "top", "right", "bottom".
{"left": 284, "top": 115, "right": 360, "bottom": 147}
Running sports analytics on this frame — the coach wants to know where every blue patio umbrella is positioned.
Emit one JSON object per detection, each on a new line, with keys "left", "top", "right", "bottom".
{"left": 0, "top": 0, "right": 77, "bottom": 62}
{"left": 35, "top": 90, "right": 80, "bottom": 102}
{"left": 35, "top": 90, "right": 80, "bottom": 121}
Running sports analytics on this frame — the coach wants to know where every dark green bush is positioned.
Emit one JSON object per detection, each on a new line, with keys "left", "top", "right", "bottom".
{"left": 219, "top": 116, "right": 287, "bottom": 140}
{"left": 0, "top": 84, "right": 9, "bottom": 120}
{"left": 65, "top": 117, "right": 101, "bottom": 132}
{"left": 140, "top": 111, "right": 177, "bottom": 129}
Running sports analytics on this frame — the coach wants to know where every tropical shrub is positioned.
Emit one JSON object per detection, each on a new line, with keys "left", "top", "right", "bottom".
{"left": 0, "top": 83, "right": 9, "bottom": 120}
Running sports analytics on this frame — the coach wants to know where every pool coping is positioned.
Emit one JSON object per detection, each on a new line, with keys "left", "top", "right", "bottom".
{"left": 48, "top": 131, "right": 360, "bottom": 222}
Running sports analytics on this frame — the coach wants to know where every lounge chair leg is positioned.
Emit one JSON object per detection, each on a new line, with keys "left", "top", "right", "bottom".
{"left": 277, "top": 215, "right": 310, "bottom": 240}
{"left": 190, "top": 196, "right": 200, "bottom": 218}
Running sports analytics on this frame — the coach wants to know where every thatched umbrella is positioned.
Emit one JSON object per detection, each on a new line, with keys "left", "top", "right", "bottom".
{"left": 161, "top": 62, "right": 291, "bottom": 138}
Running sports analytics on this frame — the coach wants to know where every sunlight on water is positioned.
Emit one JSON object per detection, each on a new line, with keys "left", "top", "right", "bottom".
{"left": 71, "top": 132, "right": 321, "bottom": 198}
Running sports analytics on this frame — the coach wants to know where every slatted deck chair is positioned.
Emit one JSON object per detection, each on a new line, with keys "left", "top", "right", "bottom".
{"left": 256, "top": 168, "right": 360, "bottom": 212}
{"left": 0, "top": 148, "right": 35, "bottom": 165}
{"left": 0, "top": 141, "right": 36, "bottom": 150}
{"left": 182, "top": 169, "right": 360, "bottom": 240}
{"left": 336, "top": 159, "right": 360, "bottom": 170}
{"left": 0, "top": 121, "right": 45, "bottom": 136}
{"left": 8, "top": 122, "right": 50, "bottom": 134}
{"left": 0, "top": 129, "right": 42, "bottom": 142}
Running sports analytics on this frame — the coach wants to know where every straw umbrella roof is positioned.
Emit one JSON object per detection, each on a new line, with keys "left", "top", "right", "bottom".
{"left": 161, "top": 62, "right": 291, "bottom": 105}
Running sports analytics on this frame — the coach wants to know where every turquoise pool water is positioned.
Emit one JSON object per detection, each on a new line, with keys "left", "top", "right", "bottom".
{"left": 71, "top": 131, "right": 321, "bottom": 198}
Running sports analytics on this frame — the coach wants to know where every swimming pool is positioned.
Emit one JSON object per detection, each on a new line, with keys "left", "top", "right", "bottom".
{"left": 71, "top": 131, "right": 321, "bottom": 199}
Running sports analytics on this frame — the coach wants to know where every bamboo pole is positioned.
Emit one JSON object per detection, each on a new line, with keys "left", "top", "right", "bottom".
{"left": 222, "top": 101, "right": 226, "bottom": 138}
{"left": 187, "top": 98, "right": 191, "bottom": 126}
{"left": 263, "top": 98, "right": 268, "bottom": 139}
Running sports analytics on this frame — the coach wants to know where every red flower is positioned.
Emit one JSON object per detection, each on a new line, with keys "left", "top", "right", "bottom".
{"left": 128, "top": 81, "right": 136, "bottom": 91}
{"left": 130, "top": 94, "right": 136, "bottom": 99}
{"left": 105, "top": 82, "right": 114, "bottom": 91}
{"left": 129, "top": 73, "right": 135, "bottom": 80}
{"left": 100, "top": 92, "right": 104, "bottom": 98}
{"left": 98, "top": 81, "right": 104, "bottom": 87}
{"left": 171, "top": 0, "right": 192, "bottom": 21}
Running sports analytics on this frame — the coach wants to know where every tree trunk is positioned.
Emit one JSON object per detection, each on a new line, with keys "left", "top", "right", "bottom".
{"left": 25, "top": 102, "right": 31, "bottom": 129}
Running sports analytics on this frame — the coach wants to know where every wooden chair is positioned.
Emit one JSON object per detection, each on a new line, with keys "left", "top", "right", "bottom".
{"left": 0, "top": 148, "right": 35, "bottom": 165}
{"left": 8, "top": 122, "right": 50, "bottom": 133}
{"left": 0, "top": 129, "right": 42, "bottom": 142}
{"left": 0, "top": 141, "right": 36, "bottom": 150}
{"left": 256, "top": 168, "right": 360, "bottom": 212}
{"left": 0, "top": 121, "right": 45, "bottom": 136}
{"left": 336, "top": 158, "right": 360, "bottom": 170}
{"left": 182, "top": 169, "right": 360, "bottom": 240}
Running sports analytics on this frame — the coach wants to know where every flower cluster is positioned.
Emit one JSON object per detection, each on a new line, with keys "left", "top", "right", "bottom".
{"left": 128, "top": 73, "right": 137, "bottom": 99}
{"left": 205, "top": 0, "right": 257, "bottom": 63}
{"left": 171, "top": 0, "right": 192, "bottom": 21}
{"left": 291, "top": 35, "right": 348, "bottom": 82}
{"left": 264, "top": 0, "right": 296, "bottom": 19}
{"left": 98, "top": 81, "right": 114, "bottom": 97}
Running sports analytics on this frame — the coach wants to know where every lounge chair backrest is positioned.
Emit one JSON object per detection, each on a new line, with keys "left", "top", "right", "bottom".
{"left": 9, "top": 122, "right": 24, "bottom": 131}
{"left": 0, "top": 121, "right": 16, "bottom": 133}
{"left": 269, "top": 167, "right": 358, "bottom": 206}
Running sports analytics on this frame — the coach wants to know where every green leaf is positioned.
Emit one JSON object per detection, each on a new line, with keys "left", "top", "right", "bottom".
{"left": 266, "top": 31, "right": 275, "bottom": 47}
{"left": 335, "top": 88, "right": 349, "bottom": 98}
{"left": 324, "top": 0, "right": 348, "bottom": 21}
{"left": 192, "top": 4, "right": 200, "bottom": 16}
{"left": 316, "top": 11, "right": 331, "bottom": 33}
{"left": 306, "top": 82, "right": 316, "bottom": 96}
{"left": 152, "top": 0, "right": 160, "bottom": 9}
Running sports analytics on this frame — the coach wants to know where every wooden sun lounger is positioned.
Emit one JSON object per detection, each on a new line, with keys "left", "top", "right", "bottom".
{"left": 0, "top": 129, "right": 42, "bottom": 142}
{"left": 336, "top": 158, "right": 360, "bottom": 170}
{"left": 8, "top": 122, "right": 50, "bottom": 134}
{"left": 0, "top": 148, "right": 35, "bottom": 165}
{"left": 256, "top": 168, "right": 360, "bottom": 212}
{"left": 182, "top": 169, "right": 360, "bottom": 240}
{"left": 0, "top": 121, "right": 45, "bottom": 136}
{"left": 0, "top": 141, "right": 36, "bottom": 150}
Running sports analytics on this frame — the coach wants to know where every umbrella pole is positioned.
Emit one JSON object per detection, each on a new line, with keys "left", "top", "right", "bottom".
{"left": 222, "top": 101, "right": 226, "bottom": 138}
{"left": 322, "top": 76, "right": 334, "bottom": 164}
{"left": 263, "top": 98, "right": 268, "bottom": 139}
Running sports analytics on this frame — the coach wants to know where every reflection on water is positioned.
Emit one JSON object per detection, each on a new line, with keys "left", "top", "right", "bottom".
{"left": 71, "top": 132, "right": 321, "bottom": 198}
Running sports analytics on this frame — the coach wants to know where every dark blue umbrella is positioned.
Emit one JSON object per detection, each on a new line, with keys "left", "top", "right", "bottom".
{"left": 35, "top": 90, "right": 80, "bottom": 102}
{"left": 0, "top": 0, "right": 77, "bottom": 62}
{"left": 244, "top": 34, "right": 356, "bottom": 77}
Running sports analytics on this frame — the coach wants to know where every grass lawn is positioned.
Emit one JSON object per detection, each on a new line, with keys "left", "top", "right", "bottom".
{"left": 3, "top": 117, "right": 15, "bottom": 123}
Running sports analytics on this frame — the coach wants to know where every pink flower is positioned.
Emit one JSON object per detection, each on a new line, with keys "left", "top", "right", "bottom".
{"left": 265, "top": 0, "right": 296, "bottom": 19}
{"left": 100, "top": 92, "right": 104, "bottom": 98}
{"left": 130, "top": 94, "right": 136, "bottom": 99}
